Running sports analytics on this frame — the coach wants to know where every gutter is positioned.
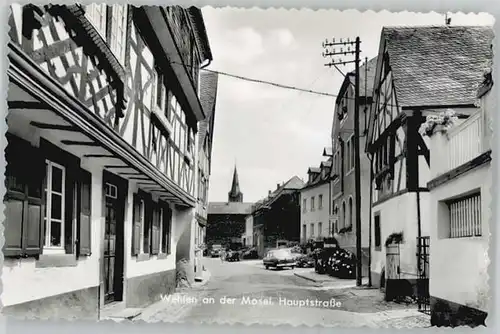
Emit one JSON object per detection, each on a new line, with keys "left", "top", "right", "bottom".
{"left": 200, "top": 58, "right": 212, "bottom": 69}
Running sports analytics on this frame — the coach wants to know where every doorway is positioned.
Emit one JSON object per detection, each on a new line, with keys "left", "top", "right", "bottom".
{"left": 102, "top": 171, "right": 127, "bottom": 305}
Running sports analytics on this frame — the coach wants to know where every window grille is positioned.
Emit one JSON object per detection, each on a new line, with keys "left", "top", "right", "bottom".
{"left": 448, "top": 193, "right": 481, "bottom": 238}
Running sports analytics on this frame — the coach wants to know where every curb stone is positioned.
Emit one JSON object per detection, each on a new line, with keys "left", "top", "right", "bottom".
{"left": 131, "top": 269, "right": 212, "bottom": 322}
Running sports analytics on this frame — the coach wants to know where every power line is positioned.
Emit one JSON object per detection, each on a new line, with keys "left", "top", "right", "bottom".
{"left": 170, "top": 61, "right": 335, "bottom": 97}
{"left": 202, "top": 67, "right": 336, "bottom": 98}
{"left": 170, "top": 61, "right": 400, "bottom": 108}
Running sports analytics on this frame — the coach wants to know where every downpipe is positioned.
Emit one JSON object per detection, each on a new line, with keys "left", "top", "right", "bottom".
{"left": 367, "top": 152, "right": 374, "bottom": 287}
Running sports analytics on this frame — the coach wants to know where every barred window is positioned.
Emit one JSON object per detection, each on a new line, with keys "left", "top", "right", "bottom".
{"left": 448, "top": 193, "right": 481, "bottom": 238}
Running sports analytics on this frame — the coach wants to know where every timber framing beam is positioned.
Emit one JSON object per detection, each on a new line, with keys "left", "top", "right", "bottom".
{"left": 427, "top": 150, "right": 491, "bottom": 190}
{"left": 368, "top": 112, "right": 405, "bottom": 153}
{"left": 61, "top": 140, "right": 100, "bottom": 146}
{"left": 30, "top": 121, "right": 80, "bottom": 132}
{"left": 8, "top": 41, "right": 196, "bottom": 207}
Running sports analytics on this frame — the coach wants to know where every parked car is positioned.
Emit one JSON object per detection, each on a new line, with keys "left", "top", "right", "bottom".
{"left": 210, "top": 244, "right": 222, "bottom": 257}
{"left": 225, "top": 249, "right": 241, "bottom": 261}
{"left": 242, "top": 247, "right": 259, "bottom": 259}
{"left": 296, "top": 254, "right": 315, "bottom": 268}
{"left": 263, "top": 248, "right": 296, "bottom": 270}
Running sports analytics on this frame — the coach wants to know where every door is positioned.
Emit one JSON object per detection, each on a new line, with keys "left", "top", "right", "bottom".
{"left": 103, "top": 180, "right": 125, "bottom": 304}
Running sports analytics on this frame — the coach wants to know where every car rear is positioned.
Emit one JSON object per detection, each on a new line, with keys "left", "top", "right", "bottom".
{"left": 263, "top": 249, "right": 296, "bottom": 269}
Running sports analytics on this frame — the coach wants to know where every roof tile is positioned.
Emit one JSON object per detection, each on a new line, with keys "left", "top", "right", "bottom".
{"left": 382, "top": 25, "right": 494, "bottom": 107}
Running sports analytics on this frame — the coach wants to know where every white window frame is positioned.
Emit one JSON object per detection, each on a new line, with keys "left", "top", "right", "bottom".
{"left": 139, "top": 199, "right": 145, "bottom": 254}
{"left": 311, "top": 196, "right": 315, "bottom": 211}
{"left": 319, "top": 194, "right": 323, "bottom": 209}
{"left": 85, "top": 4, "right": 107, "bottom": 40}
{"left": 310, "top": 223, "right": 315, "bottom": 238}
{"left": 346, "top": 135, "right": 355, "bottom": 174}
{"left": 302, "top": 198, "right": 307, "bottom": 213}
{"left": 109, "top": 4, "right": 128, "bottom": 65}
{"left": 158, "top": 207, "right": 164, "bottom": 254}
{"left": 44, "top": 160, "right": 66, "bottom": 251}
{"left": 105, "top": 182, "right": 118, "bottom": 199}
{"left": 318, "top": 222, "right": 322, "bottom": 237}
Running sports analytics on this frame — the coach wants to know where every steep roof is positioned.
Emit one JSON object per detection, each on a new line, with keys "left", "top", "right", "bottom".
{"left": 208, "top": 202, "right": 253, "bottom": 215}
{"left": 323, "top": 146, "right": 333, "bottom": 157}
{"left": 307, "top": 167, "right": 321, "bottom": 174}
{"left": 302, "top": 158, "right": 332, "bottom": 191}
{"left": 198, "top": 71, "right": 218, "bottom": 152}
{"left": 252, "top": 176, "right": 305, "bottom": 212}
{"left": 380, "top": 25, "right": 494, "bottom": 108}
{"left": 228, "top": 165, "right": 242, "bottom": 199}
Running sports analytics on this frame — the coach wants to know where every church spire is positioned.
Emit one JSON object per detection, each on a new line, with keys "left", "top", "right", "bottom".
{"left": 228, "top": 164, "right": 243, "bottom": 202}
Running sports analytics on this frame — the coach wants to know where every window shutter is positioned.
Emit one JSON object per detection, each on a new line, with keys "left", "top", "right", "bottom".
{"left": 131, "top": 194, "right": 141, "bottom": 256}
{"left": 3, "top": 196, "right": 24, "bottom": 257}
{"left": 151, "top": 203, "right": 160, "bottom": 255}
{"left": 143, "top": 199, "right": 151, "bottom": 254}
{"left": 162, "top": 205, "right": 173, "bottom": 254}
{"left": 4, "top": 135, "right": 43, "bottom": 258}
{"left": 78, "top": 168, "right": 92, "bottom": 256}
{"left": 65, "top": 179, "right": 75, "bottom": 255}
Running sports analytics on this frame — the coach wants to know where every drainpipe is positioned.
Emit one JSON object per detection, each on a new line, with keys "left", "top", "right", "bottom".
{"left": 367, "top": 152, "right": 374, "bottom": 287}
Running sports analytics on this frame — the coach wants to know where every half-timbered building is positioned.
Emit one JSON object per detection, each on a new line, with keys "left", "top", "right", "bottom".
{"left": 365, "top": 26, "right": 493, "bottom": 301}
{"left": 327, "top": 57, "right": 377, "bottom": 276}
{"left": 194, "top": 71, "right": 218, "bottom": 277}
{"left": 426, "top": 64, "right": 493, "bottom": 326}
{"left": 5, "top": 4, "right": 213, "bottom": 319}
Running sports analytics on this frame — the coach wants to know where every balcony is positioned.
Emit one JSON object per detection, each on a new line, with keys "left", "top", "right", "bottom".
{"left": 430, "top": 109, "right": 490, "bottom": 179}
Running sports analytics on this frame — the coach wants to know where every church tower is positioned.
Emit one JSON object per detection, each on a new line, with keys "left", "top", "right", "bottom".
{"left": 228, "top": 165, "right": 243, "bottom": 202}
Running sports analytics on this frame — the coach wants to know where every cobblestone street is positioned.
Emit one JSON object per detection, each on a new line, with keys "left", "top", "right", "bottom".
{"left": 135, "top": 258, "right": 431, "bottom": 328}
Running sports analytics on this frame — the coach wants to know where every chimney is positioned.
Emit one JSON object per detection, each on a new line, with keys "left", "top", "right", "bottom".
{"left": 276, "top": 183, "right": 280, "bottom": 190}
{"left": 268, "top": 190, "right": 271, "bottom": 195}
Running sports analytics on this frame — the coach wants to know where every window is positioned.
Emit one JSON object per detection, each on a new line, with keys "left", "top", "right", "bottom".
{"left": 155, "top": 70, "right": 168, "bottom": 116}
{"left": 132, "top": 194, "right": 172, "bottom": 257}
{"left": 85, "top": 4, "right": 107, "bottom": 38}
{"left": 350, "top": 139, "right": 355, "bottom": 170}
{"left": 342, "top": 201, "right": 346, "bottom": 228}
{"left": 105, "top": 183, "right": 118, "bottom": 199}
{"left": 318, "top": 222, "right": 323, "bottom": 237}
{"left": 311, "top": 197, "right": 315, "bottom": 211}
{"left": 302, "top": 224, "right": 307, "bottom": 242}
{"left": 44, "top": 161, "right": 66, "bottom": 249}
{"left": 109, "top": 5, "right": 128, "bottom": 64}
{"left": 448, "top": 193, "right": 481, "bottom": 238}
{"left": 160, "top": 204, "right": 173, "bottom": 254}
{"left": 4, "top": 135, "right": 92, "bottom": 259}
{"left": 346, "top": 140, "right": 350, "bottom": 173}
{"left": 374, "top": 213, "right": 381, "bottom": 250}
{"left": 138, "top": 199, "right": 145, "bottom": 254}
{"left": 348, "top": 197, "right": 353, "bottom": 227}
{"left": 345, "top": 136, "right": 355, "bottom": 173}
{"left": 319, "top": 194, "right": 323, "bottom": 209}
{"left": 310, "top": 223, "right": 314, "bottom": 238}
{"left": 302, "top": 199, "right": 307, "bottom": 212}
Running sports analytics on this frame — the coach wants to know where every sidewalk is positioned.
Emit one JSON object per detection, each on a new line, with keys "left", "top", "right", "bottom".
{"left": 294, "top": 269, "right": 368, "bottom": 288}
{"left": 103, "top": 269, "right": 211, "bottom": 323}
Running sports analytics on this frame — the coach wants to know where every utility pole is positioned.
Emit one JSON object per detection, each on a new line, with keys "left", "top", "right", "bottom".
{"left": 322, "top": 36, "right": 363, "bottom": 286}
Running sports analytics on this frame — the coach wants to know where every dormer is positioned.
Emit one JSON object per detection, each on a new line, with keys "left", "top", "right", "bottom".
{"left": 307, "top": 167, "right": 321, "bottom": 184}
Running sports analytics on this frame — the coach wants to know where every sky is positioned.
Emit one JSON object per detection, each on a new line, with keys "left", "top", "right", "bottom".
{"left": 201, "top": 8, "right": 494, "bottom": 203}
